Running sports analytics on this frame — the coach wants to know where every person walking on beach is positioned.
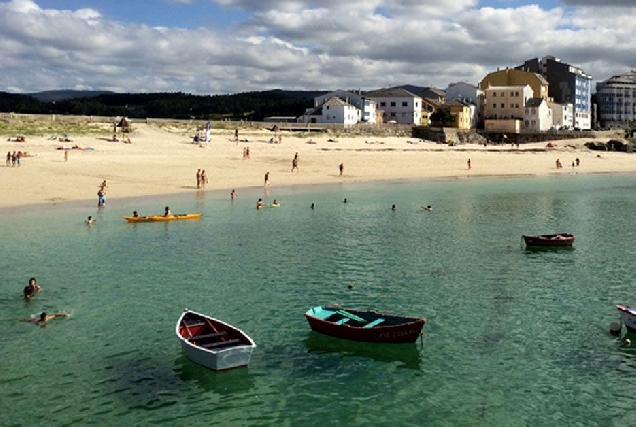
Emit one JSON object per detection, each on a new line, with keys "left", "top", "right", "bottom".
{"left": 245, "top": 147, "right": 250, "bottom": 159}
{"left": 264, "top": 172, "right": 270, "bottom": 187}
{"left": 64, "top": 149, "right": 69, "bottom": 162}
{"left": 235, "top": 128, "right": 239, "bottom": 143}
{"left": 200, "top": 170, "right": 208, "bottom": 188}
{"left": 339, "top": 163, "right": 344, "bottom": 176}
{"left": 196, "top": 169, "right": 202, "bottom": 189}
{"left": 11, "top": 151, "right": 17, "bottom": 167}
{"left": 291, "top": 157, "right": 299, "bottom": 172}
{"left": 467, "top": 159, "right": 471, "bottom": 170}
{"left": 6, "top": 151, "right": 11, "bottom": 166}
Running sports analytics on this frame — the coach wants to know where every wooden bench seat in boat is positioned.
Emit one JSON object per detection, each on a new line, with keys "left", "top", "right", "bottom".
{"left": 202, "top": 339, "right": 241, "bottom": 349}
{"left": 188, "top": 331, "right": 228, "bottom": 341}
{"left": 184, "top": 321, "right": 206, "bottom": 327}
{"left": 363, "top": 318, "right": 385, "bottom": 328}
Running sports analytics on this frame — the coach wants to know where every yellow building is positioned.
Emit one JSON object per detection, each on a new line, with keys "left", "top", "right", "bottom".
{"left": 445, "top": 100, "right": 472, "bottom": 130}
{"left": 479, "top": 68, "right": 549, "bottom": 100}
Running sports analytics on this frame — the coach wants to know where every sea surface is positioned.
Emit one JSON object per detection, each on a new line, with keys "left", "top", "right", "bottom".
{"left": 2, "top": 174, "right": 636, "bottom": 426}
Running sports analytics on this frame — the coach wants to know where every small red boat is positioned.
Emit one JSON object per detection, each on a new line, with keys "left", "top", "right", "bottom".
{"left": 304, "top": 306, "right": 426, "bottom": 343}
{"left": 522, "top": 233, "right": 575, "bottom": 247}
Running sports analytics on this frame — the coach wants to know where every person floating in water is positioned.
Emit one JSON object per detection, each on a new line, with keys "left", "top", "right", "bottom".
{"left": 256, "top": 198, "right": 263, "bottom": 210}
{"left": 20, "top": 312, "right": 69, "bottom": 325}
{"left": 86, "top": 216, "right": 94, "bottom": 224}
{"left": 422, "top": 205, "right": 433, "bottom": 211}
{"left": 270, "top": 199, "right": 280, "bottom": 207}
{"left": 23, "top": 277, "right": 41, "bottom": 300}
{"left": 391, "top": 204, "right": 397, "bottom": 211}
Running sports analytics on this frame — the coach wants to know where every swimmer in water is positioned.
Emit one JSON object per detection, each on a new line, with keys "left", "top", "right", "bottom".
{"left": 20, "top": 312, "right": 69, "bottom": 325}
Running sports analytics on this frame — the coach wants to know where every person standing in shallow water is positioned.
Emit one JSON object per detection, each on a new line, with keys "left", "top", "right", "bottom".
{"left": 196, "top": 169, "right": 201, "bottom": 189}
{"left": 23, "top": 277, "right": 41, "bottom": 300}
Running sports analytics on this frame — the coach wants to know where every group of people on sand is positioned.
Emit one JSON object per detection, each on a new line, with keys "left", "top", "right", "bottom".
{"left": 6, "top": 151, "right": 24, "bottom": 167}
{"left": 196, "top": 169, "right": 208, "bottom": 189}
{"left": 20, "top": 277, "right": 70, "bottom": 326}
{"left": 557, "top": 158, "right": 581, "bottom": 169}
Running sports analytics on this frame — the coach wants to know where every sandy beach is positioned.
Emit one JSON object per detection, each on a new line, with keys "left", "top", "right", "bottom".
{"left": 1, "top": 122, "right": 634, "bottom": 209}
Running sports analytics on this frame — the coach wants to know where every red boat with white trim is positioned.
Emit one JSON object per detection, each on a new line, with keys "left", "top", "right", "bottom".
{"left": 304, "top": 306, "right": 426, "bottom": 343}
{"left": 617, "top": 305, "right": 636, "bottom": 333}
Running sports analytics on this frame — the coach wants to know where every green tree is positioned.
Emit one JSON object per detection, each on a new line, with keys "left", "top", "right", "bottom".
{"left": 430, "top": 107, "right": 455, "bottom": 127}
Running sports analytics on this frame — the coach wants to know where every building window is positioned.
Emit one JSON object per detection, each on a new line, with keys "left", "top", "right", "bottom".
{"left": 390, "top": 112, "right": 396, "bottom": 117}
{"left": 493, "top": 104, "right": 496, "bottom": 109}
{"left": 380, "top": 102, "right": 386, "bottom": 107}
{"left": 391, "top": 102, "right": 396, "bottom": 107}
{"left": 493, "top": 93, "right": 497, "bottom": 97}
{"left": 515, "top": 91, "right": 519, "bottom": 97}
{"left": 402, "top": 101, "right": 408, "bottom": 107}
{"left": 501, "top": 104, "right": 505, "bottom": 108}
{"left": 501, "top": 92, "right": 505, "bottom": 97}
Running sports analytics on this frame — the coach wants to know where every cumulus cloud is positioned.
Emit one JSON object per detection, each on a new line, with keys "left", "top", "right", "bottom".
{"left": 558, "top": 0, "right": 635, "bottom": 6}
{"left": 0, "top": 0, "right": 635, "bottom": 94}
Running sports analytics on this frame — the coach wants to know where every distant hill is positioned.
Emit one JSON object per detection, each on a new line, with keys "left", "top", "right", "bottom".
{"left": 28, "top": 90, "right": 114, "bottom": 102}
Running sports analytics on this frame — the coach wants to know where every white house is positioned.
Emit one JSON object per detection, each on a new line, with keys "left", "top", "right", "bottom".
{"left": 301, "top": 97, "right": 359, "bottom": 125}
{"left": 548, "top": 101, "right": 574, "bottom": 129}
{"left": 445, "top": 82, "right": 481, "bottom": 105}
{"left": 313, "top": 90, "right": 377, "bottom": 124}
{"left": 364, "top": 88, "right": 422, "bottom": 125}
{"left": 524, "top": 98, "right": 552, "bottom": 131}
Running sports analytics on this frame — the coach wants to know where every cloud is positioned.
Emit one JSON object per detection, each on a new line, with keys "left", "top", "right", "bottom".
{"left": 0, "top": 0, "right": 635, "bottom": 94}
{"left": 558, "top": 0, "right": 635, "bottom": 6}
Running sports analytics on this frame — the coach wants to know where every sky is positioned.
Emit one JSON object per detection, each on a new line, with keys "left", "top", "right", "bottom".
{"left": 1, "top": 0, "right": 635, "bottom": 95}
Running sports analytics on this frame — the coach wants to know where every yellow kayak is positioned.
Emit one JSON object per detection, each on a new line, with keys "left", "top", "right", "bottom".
{"left": 123, "top": 213, "right": 202, "bottom": 223}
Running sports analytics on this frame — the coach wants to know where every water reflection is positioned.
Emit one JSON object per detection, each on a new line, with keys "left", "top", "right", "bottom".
{"left": 302, "top": 332, "right": 422, "bottom": 370}
{"left": 173, "top": 354, "right": 256, "bottom": 394}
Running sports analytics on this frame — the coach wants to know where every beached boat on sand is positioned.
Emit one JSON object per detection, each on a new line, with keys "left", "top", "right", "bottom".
{"left": 522, "top": 233, "right": 575, "bottom": 247}
{"left": 617, "top": 305, "right": 636, "bottom": 333}
{"left": 123, "top": 213, "right": 202, "bottom": 223}
{"left": 304, "top": 306, "right": 426, "bottom": 343}
{"left": 176, "top": 309, "right": 256, "bottom": 371}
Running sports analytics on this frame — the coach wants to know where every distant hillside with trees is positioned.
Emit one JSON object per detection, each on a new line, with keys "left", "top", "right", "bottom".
{"left": 0, "top": 89, "right": 328, "bottom": 121}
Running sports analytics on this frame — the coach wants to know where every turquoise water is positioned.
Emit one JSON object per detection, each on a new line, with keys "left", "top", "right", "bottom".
{"left": 2, "top": 175, "right": 636, "bottom": 425}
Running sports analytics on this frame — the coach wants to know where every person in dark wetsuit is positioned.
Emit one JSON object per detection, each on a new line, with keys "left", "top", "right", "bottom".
{"left": 23, "top": 277, "right": 41, "bottom": 300}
